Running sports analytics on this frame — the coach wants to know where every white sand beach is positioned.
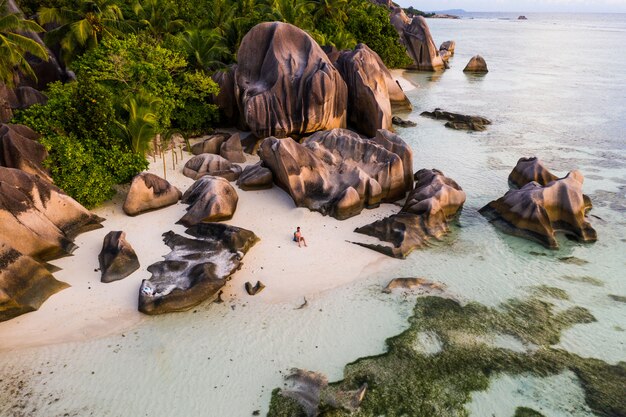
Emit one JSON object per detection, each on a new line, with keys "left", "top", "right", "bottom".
{"left": 0, "top": 143, "right": 402, "bottom": 351}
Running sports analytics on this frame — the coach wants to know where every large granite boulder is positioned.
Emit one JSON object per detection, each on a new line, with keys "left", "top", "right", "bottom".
{"left": 236, "top": 162, "right": 273, "bottom": 191}
{"left": 235, "top": 22, "right": 347, "bottom": 138}
{"left": 0, "top": 167, "right": 103, "bottom": 260}
{"left": 0, "top": 242, "right": 69, "bottom": 322}
{"left": 123, "top": 173, "right": 182, "bottom": 216}
{"left": 508, "top": 157, "right": 592, "bottom": 211}
{"left": 220, "top": 132, "right": 246, "bottom": 163}
{"left": 98, "top": 231, "right": 140, "bottom": 283}
{"left": 259, "top": 128, "right": 412, "bottom": 219}
{"left": 421, "top": 108, "right": 491, "bottom": 131}
{"left": 463, "top": 55, "right": 489, "bottom": 73}
{"left": 397, "top": 16, "right": 445, "bottom": 71}
{"left": 0, "top": 123, "right": 50, "bottom": 180}
{"left": 439, "top": 40, "right": 455, "bottom": 62}
{"left": 178, "top": 176, "right": 239, "bottom": 226}
{"left": 191, "top": 133, "right": 231, "bottom": 155}
{"left": 138, "top": 223, "right": 258, "bottom": 315}
{"left": 210, "top": 66, "right": 239, "bottom": 126}
{"left": 183, "top": 153, "right": 242, "bottom": 181}
{"left": 371, "top": 129, "right": 414, "bottom": 192}
{"left": 335, "top": 44, "right": 392, "bottom": 137}
{"left": 479, "top": 170, "right": 596, "bottom": 248}
{"left": 354, "top": 169, "right": 465, "bottom": 258}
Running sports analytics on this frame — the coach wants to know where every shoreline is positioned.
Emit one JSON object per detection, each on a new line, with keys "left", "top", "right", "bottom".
{"left": 0, "top": 138, "right": 403, "bottom": 351}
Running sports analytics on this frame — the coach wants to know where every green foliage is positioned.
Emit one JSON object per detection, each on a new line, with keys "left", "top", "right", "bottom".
{"left": 403, "top": 6, "right": 434, "bottom": 18}
{"left": 14, "top": 79, "right": 147, "bottom": 207}
{"left": 171, "top": 71, "right": 220, "bottom": 135}
{"left": 115, "top": 91, "right": 161, "bottom": 154}
{"left": 268, "top": 294, "right": 626, "bottom": 417}
{"left": 267, "top": 388, "right": 308, "bottom": 417}
{"left": 0, "top": 0, "right": 49, "bottom": 86}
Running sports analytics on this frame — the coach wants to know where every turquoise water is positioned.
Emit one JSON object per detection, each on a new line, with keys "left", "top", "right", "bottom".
{"left": 1, "top": 14, "right": 625, "bottom": 417}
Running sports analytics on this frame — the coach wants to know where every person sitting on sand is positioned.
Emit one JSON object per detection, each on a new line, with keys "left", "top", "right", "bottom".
{"left": 293, "top": 227, "right": 307, "bottom": 247}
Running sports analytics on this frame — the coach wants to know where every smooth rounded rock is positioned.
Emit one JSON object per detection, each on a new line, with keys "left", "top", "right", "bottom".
{"left": 183, "top": 153, "right": 242, "bottom": 181}
{"left": 463, "top": 55, "right": 489, "bottom": 73}
{"left": 179, "top": 176, "right": 238, "bottom": 226}
{"left": 123, "top": 173, "right": 182, "bottom": 216}
{"left": 98, "top": 231, "right": 140, "bottom": 283}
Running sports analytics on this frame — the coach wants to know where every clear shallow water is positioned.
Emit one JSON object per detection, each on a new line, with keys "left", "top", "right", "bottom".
{"left": 1, "top": 13, "right": 625, "bottom": 417}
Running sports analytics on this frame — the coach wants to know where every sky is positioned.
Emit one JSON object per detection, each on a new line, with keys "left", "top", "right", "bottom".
{"left": 395, "top": 0, "right": 626, "bottom": 13}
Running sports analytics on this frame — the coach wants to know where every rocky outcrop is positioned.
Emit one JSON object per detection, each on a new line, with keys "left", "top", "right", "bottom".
{"left": 397, "top": 15, "right": 445, "bottom": 71}
{"left": 335, "top": 44, "right": 392, "bottom": 137}
{"left": 439, "top": 40, "right": 455, "bottom": 62}
{"left": 236, "top": 162, "right": 273, "bottom": 191}
{"left": 0, "top": 243, "right": 69, "bottom": 322}
{"left": 0, "top": 123, "right": 50, "bottom": 180}
{"left": 138, "top": 223, "right": 258, "bottom": 315}
{"left": 123, "top": 173, "right": 181, "bottom": 216}
{"left": 392, "top": 116, "right": 416, "bottom": 127}
{"left": 463, "top": 55, "right": 489, "bottom": 73}
{"left": 178, "top": 176, "right": 238, "bottom": 226}
{"left": 508, "top": 157, "right": 592, "bottom": 211}
{"left": 421, "top": 108, "right": 491, "bottom": 131}
{"left": 0, "top": 167, "right": 103, "bottom": 260}
{"left": 354, "top": 169, "right": 465, "bottom": 258}
{"left": 259, "top": 128, "right": 412, "bottom": 220}
{"left": 210, "top": 66, "right": 239, "bottom": 126}
{"left": 98, "top": 231, "right": 140, "bottom": 283}
{"left": 191, "top": 133, "right": 231, "bottom": 155}
{"left": 276, "top": 369, "right": 367, "bottom": 416}
{"left": 479, "top": 170, "right": 597, "bottom": 248}
{"left": 183, "top": 153, "right": 242, "bottom": 181}
{"left": 0, "top": 166, "right": 102, "bottom": 321}
{"left": 235, "top": 22, "right": 347, "bottom": 138}
{"left": 219, "top": 133, "right": 246, "bottom": 163}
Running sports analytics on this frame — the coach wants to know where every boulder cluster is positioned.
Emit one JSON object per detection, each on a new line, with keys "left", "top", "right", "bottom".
{"left": 421, "top": 108, "right": 492, "bottom": 131}
{"left": 0, "top": 124, "right": 103, "bottom": 321}
{"left": 354, "top": 168, "right": 466, "bottom": 258}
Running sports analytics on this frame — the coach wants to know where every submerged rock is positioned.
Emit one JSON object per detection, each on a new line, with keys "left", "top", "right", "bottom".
{"left": 0, "top": 123, "right": 50, "bottom": 180}
{"left": 0, "top": 243, "right": 68, "bottom": 322}
{"left": 236, "top": 162, "right": 273, "bottom": 191}
{"left": 392, "top": 116, "right": 417, "bottom": 127}
{"left": 138, "top": 223, "right": 258, "bottom": 315}
{"left": 398, "top": 16, "right": 445, "bottom": 71}
{"left": 259, "top": 128, "right": 412, "bottom": 219}
{"left": 179, "top": 176, "right": 238, "bottom": 226}
{"left": 354, "top": 169, "right": 466, "bottom": 258}
{"left": 438, "top": 40, "right": 455, "bottom": 62}
{"left": 463, "top": 55, "right": 489, "bottom": 73}
{"left": 183, "top": 153, "right": 242, "bottom": 181}
{"left": 479, "top": 170, "right": 597, "bottom": 248}
{"left": 235, "top": 22, "right": 347, "bottom": 138}
{"left": 383, "top": 277, "right": 446, "bottom": 294}
{"left": 98, "top": 231, "right": 140, "bottom": 283}
{"left": 421, "top": 108, "right": 491, "bottom": 131}
{"left": 123, "top": 172, "right": 182, "bottom": 216}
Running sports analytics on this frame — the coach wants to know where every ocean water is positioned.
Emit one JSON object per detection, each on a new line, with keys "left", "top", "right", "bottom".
{"left": 1, "top": 14, "right": 625, "bottom": 417}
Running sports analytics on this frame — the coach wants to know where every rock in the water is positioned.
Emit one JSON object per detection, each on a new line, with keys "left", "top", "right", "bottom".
{"left": 335, "top": 44, "right": 392, "bottom": 137}
{"left": 259, "top": 128, "right": 412, "bottom": 219}
{"left": 191, "top": 132, "right": 231, "bottom": 155}
{"left": 183, "top": 153, "right": 242, "bottom": 181}
{"left": 0, "top": 243, "right": 69, "bottom": 322}
{"left": 237, "top": 162, "right": 273, "bottom": 191}
{"left": 392, "top": 116, "right": 417, "bottom": 127}
{"left": 0, "top": 123, "right": 50, "bottom": 180}
{"left": 98, "top": 231, "right": 140, "bottom": 283}
{"left": 439, "top": 40, "right": 455, "bottom": 54}
{"left": 235, "top": 22, "right": 347, "bottom": 138}
{"left": 219, "top": 132, "right": 246, "bottom": 163}
{"left": 479, "top": 170, "right": 597, "bottom": 248}
{"left": 518, "top": 15, "right": 528, "bottom": 20}
{"left": 463, "top": 55, "right": 489, "bottom": 73}
{"left": 383, "top": 277, "right": 446, "bottom": 294}
{"left": 138, "top": 224, "right": 258, "bottom": 315}
{"left": 421, "top": 108, "right": 491, "bottom": 131}
{"left": 399, "top": 16, "right": 445, "bottom": 71}
{"left": 245, "top": 280, "right": 265, "bottom": 295}
{"left": 277, "top": 369, "right": 367, "bottom": 416}
{"left": 508, "top": 157, "right": 592, "bottom": 211}
{"left": 123, "top": 172, "right": 182, "bottom": 216}
{"left": 0, "top": 167, "right": 103, "bottom": 260}
{"left": 354, "top": 169, "right": 465, "bottom": 258}
{"left": 179, "top": 176, "right": 238, "bottom": 226}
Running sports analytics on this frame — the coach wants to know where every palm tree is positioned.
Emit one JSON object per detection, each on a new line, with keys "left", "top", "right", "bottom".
{"left": 262, "top": 0, "right": 316, "bottom": 28}
{"left": 178, "top": 28, "right": 231, "bottom": 71}
{"left": 312, "top": 0, "right": 349, "bottom": 24}
{"left": 133, "top": 0, "right": 184, "bottom": 40}
{"left": 116, "top": 91, "right": 161, "bottom": 155}
{"left": 0, "top": 0, "right": 48, "bottom": 86}
{"left": 39, "top": 0, "right": 131, "bottom": 66}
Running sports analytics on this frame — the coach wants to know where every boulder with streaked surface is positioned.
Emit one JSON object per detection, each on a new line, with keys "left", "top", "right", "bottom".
{"left": 178, "top": 176, "right": 238, "bottom": 226}
{"left": 123, "top": 172, "right": 182, "bottom": 216}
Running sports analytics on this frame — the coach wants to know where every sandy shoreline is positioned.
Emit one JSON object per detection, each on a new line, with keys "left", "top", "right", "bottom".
{"left": 0, "top": 137, "right": 405, "bottom": 351}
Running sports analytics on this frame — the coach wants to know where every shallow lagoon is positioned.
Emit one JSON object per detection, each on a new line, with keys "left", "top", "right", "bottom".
{"left": 1, "top": 13, "right": 625, "bottom": 417}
